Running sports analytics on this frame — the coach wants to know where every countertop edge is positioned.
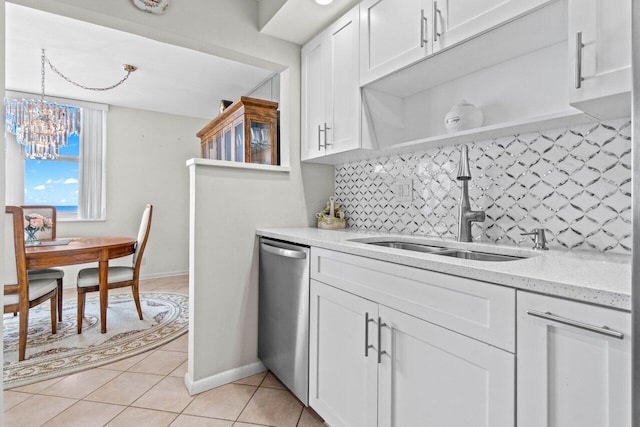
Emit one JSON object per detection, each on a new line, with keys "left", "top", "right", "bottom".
{"left": 256, "top": 228, "right": 631, "bottom": 311}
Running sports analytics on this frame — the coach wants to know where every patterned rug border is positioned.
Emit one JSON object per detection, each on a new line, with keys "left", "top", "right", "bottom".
{"left": 3, "top": 291, "right": 189, "bottom": 390}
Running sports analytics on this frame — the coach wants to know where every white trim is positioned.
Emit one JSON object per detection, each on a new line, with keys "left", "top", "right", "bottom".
{"left": 184, "top": 361, "right": 266, "bottom": 396}
{"left": 186, "top": 158, "right": 290, "bottom": 173}
{"left": 5, "top": 90, "right": 109, "bottom": 111}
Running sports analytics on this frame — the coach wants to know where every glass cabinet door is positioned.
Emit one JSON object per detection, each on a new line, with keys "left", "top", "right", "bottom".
{"left": 234, "top": 121, "right": 244, "bottom": 162}
{"left": 224, "top": 126, "right": 232, "bottom": 161}
{"left": 215, "top": 133, "right": 222, "bottom": 160}
{"left": 249, "top": 119, "right": 275, "bottom": 165}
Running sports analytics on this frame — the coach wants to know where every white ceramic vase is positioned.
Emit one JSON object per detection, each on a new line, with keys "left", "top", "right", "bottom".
{"left": 444, "top": 100, "right": 483, "bottom": 133}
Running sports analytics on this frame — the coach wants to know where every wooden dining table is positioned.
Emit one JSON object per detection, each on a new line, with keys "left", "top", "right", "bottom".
{"left": 25, "top": 236, "right": 137, "bottom": 333}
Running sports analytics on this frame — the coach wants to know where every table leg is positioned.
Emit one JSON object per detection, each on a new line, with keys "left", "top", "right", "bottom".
{"left": 99, "top": 260, "right": 108, "bottom": 333}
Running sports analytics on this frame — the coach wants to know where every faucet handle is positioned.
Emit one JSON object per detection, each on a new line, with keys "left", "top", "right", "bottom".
{"left": 521, "top": 228, "right": 548, "bottom": 250}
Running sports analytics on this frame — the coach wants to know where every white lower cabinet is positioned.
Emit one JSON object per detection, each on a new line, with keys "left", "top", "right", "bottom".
{"left": 309, "top": 280, "right": 378, "bottom": 427}
{"left": 309, "top": 273, "right": 515, "bottom": 427}
{"left": 377, "top": 305, "right": 514, "bottom": 427}
{"left": 517, "top": 291, "right": 631, "bottom": 427}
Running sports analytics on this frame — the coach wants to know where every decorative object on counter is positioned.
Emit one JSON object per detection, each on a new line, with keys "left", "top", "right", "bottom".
{"left": 23, "top": 213, "right": 53, "bottom": 246}
{"left": 132, "top": 0, "right": 169, "bottom": 14}
{"left": 219, "top": 99, "right": 233, "bottom": 114}
{"left": 317, "top": 196, "right": 346, "bottom": 229}
{"left": 444, "top": 99, "right": 483, "bottom": 133}
{"left": 197, "top": 96, "right": 279, "bottom": 165}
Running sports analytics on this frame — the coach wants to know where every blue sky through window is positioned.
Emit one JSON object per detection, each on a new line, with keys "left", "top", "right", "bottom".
{"left": 24, "top": 133, "right": 80, "bottom": 210}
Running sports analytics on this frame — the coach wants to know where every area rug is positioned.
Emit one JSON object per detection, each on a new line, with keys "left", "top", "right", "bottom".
{"left": 3, "top": 291, "right": 188, "bottom": 389}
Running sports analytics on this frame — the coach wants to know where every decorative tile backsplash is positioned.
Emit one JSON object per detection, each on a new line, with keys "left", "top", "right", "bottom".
{"left": 335, "top": 119, "right": 631, "bottom": 254}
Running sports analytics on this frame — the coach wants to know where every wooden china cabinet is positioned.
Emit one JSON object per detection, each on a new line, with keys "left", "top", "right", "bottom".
{"left": 197, "top": 97, "right": 279, "bottom": 165}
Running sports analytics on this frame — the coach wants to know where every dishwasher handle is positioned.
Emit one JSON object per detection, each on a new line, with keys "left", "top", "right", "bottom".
{"left": 261, "top": 242, "right": 308, "bottom": 259}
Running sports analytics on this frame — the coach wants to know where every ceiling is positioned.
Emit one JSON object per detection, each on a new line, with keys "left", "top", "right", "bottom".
{"left": 259, "top": 0, "right": 360, "bottom": 45}
{"left": 5, "top": 3, "right": 275, "bottom": 119}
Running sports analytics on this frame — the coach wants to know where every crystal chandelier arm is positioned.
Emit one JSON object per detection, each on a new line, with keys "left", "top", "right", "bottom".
{"left": 44, "top": 53, "right": 137, "bottom": 92}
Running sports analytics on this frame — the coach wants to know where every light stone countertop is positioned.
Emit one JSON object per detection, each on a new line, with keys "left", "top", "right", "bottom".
{"left": 256, "top": 228, "right": 632, "bottom": 311}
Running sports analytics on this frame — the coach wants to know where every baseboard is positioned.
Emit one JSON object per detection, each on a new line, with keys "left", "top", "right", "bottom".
{"left": 184, "top": 361, "right": 266, "bottom": 396}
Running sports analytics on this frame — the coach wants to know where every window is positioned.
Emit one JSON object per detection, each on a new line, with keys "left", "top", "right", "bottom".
{"left": 24, "top": 133, "right": 80, "bottom": 216}
{"left": 5, "top": 93, "right": 107, "bottom": 220}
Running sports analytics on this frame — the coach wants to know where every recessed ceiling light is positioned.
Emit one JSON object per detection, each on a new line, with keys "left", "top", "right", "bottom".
{"left": 314, "top": 0, "right": 334, "bottom": 5}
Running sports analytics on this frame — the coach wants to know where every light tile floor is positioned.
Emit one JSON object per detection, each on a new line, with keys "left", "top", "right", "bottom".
{"left": 4, "top": 275, "right": 326, "bottom": 427}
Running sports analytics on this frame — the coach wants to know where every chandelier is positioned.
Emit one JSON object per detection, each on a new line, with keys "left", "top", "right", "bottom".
{"left": 4, "top": 49, "right": 137, "bottom": 159}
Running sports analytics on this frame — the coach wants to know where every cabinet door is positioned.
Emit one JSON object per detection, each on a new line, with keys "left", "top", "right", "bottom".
{"left": 232, "top": 117, "right": 244, "bottom": 163}
{"left": 222, "top": 124, "right": 233, "bottom": 161}
{"left": 377, "top": 305, "right": 514, "bottom": 427}
{"left": 434, "top": 0, "right": 549, "bottom": 51}
{"left": 568, "top": 0, "right": 631, "bottom": 119}
{"left": 360, "top": 0, "right": 432, "bottom": 85}
{"left": 301, "top": 34, "right": 327, "bottom": 161}
{"left": 325, "top": 5, "right": 360, "bottom": 156}
{"left": 517, "top": 292, "right": 631, "bottom": 427}
{"left": 309, "top": 280, "right": 378, "bottom": 427}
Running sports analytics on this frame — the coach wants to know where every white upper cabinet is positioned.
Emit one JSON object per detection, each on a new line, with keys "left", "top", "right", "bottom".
{"left": 517, "top": 291, "right": 631, "bottom": 427}
{"left": 326, "top": 7, "right": 361, "bottom": 156}
{"left": 301, "top": 5, "right": 363, "bottom": 161}
{"left": 301, "top": 35, "right": 326, "bottom": 160}
{"left": 434, "top": 0, "right": 550, "bottom": 51}
{"left": 568, "top": 0, "right": 631, "bottom": 119}
{"left": 360, "top": 0, "right": 432, "bottom": 86}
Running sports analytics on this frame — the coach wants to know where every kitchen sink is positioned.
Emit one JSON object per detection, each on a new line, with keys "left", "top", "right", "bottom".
{"left": 354, "top": 239, "right": 528, "bottom": 262}
{"left": 435, "top": 250, "right": 525, "bottom": 262}
{"left": 368, "top": 241, "right": 447, "bottom": 253}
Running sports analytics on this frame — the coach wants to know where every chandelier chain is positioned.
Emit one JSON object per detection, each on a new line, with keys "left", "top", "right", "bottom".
{"left": 44, "top": 51, "right": 136, "bottom": 92}
{"left": 41, "top": 49, "right": 46, "bottom": 101}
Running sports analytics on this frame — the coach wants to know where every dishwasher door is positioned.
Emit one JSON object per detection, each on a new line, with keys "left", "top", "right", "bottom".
{"left": 258, "top": 238, "right": 310, "bottom": 405}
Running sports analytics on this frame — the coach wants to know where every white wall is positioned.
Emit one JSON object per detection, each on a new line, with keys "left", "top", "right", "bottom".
{"left": 56, "top": 106, "right": 208, "bottom": 282}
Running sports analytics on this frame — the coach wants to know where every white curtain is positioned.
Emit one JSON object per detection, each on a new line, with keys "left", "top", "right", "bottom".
{"left": 4, "top": 133, "right": 24, "bottom": 206}
{"left": 78, "top": 108, "right": 106, "bottom": 220}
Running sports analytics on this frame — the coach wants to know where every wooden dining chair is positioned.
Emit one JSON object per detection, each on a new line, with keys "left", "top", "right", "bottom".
{"left": 76, "top": 204, "right": 153, "bottom": 334}
{"left": 4, "top": 206, "right": 58, "bottom": 361}
{"left": 21, "top": 205, "right": 64, "bottom": 321}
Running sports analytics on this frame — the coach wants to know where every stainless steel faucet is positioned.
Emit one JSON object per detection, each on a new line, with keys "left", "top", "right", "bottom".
{"left": 521, "top": 228, "right": 549, "bottom": 250}
{"left": 456, "top": 145, "right": 485, "bottom": 242}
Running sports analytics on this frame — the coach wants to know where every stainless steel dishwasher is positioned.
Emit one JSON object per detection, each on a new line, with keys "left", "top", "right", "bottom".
{"left": 258, "top": 237, "right": 310, "bottom": 405}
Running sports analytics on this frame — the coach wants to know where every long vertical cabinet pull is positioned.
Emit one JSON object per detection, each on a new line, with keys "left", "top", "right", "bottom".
{"left": 323, "top": 123, "right": 332, "bottom": 147}
{"left": 420, "top": 10, "right": 428, "bottom": 48}
{"left": 432, "top": 2, "right": 441, "bottom": 42}
{"left": 575, "top": 31, "right": 584, "bottom": 89}
{"left": 364, "top": 312, "right": 375, "bottom": 356}
{"left": 377, "top": 317, "right": 388, "bottom": 363}
{"left": 317, "top": 124, "right": 325, "bottom": 150}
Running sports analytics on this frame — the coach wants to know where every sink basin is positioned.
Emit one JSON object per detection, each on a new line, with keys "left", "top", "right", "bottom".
{"left": 354, "top": 239, "right": 528, "bottom": 262}
{"left": 368, "top": 241, "right": 446, "bottom": 253}
{"left": 436, "top": 250, "right": 525, "bottom": 262}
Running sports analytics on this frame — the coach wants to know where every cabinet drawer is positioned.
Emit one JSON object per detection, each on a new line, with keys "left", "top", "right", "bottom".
{"left": 311, "top": 247, "right": 515, "bottom": 352}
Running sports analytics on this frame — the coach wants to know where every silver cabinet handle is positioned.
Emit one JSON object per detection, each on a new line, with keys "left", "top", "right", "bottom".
{"left": 420, "top": 9, "right": 428, "bottom": 48}
{"left": 575, "top": 31, "right": 584, "bottom": 89}
{"left": 364, "top": 312, "right": 375, "bottom": 357}
{"left": 377, "top": 317, "right": 388, "bottom": 363}
{"left": 260, "top": 242, "right": 307, "bottom": 259}
{"left": 432, "top": 1, "right": 441, "bottom": 43}
{"left": 323, "top": 123, "right": 332, "bottom": 147}
{"left": 527, "top": 310, "right": 624, "bottom": 339}
{"left": 317, "top": 124, "right": 324, "bottom": 151}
